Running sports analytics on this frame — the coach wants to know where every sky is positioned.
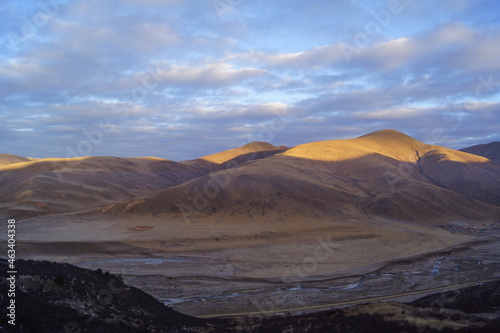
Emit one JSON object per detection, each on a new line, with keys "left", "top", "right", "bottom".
{"left": 1, "top": 0, "right": 499, "bottom": 161}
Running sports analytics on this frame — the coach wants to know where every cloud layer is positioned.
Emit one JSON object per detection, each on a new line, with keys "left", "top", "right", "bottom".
{"left": 1, "top": 0, "right": 499, "bottom": 160}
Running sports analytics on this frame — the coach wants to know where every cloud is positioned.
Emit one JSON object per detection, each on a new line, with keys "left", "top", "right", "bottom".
{"left": 236, "top": 45, "right": 346, "bottom": 69}
{"left": 157, "top": 62, "right": 267, "bottom": 87}
{"left": 1, "top": 0, "right": 499, "bottom": 160}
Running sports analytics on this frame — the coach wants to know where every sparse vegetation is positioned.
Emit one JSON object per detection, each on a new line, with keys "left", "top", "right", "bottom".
{"left": 1, "top": 259, "right": 499, "bottom": 332}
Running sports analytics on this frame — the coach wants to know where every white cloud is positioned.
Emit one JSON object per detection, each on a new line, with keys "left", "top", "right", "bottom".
{"left": 157, "top": 62, "right": 267, "bottom": 86}
{"left": 1, "top": 0, "right": 500, "bottom": 160}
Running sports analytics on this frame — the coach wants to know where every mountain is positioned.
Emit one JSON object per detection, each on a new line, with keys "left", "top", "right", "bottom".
{"left": 3, "top": 130, "right": 499, "bottom": 221}
{"left": 0, "top": 143, "right": 289, "bottom": 219}
{"left": 103, "top": 130, "right": 500, "bottom": 222}
{"left": 180, "top": 141, "right": 288, "bottom": 171}
{"left": 0, "top": 153, "right": 31, "bottom": 166}
{"left": 460, "top": 141, "right": 500, "bottom": 164}
{"left": 198, "top": 141, "right": 288, "bottom": 164}
{"left": 0, "top": 156, "right": 210, "bottom": 219}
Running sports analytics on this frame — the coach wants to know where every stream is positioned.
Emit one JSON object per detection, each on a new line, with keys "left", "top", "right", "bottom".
{"left": 160, "top": 256, "right": 500, "bottom": 307}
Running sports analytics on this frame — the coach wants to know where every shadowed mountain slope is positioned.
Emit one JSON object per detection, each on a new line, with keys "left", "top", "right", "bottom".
{"left": 0, "top": 143, "right": 290, "bottom": 219}
{"left": 180, "top": 141, "right": 289, "bottom": 172}
{"left": 460, "top": 141, "right": 500, "bottom": 164}
{"left": 200, "top": 141, "right": 288, "bottom": 164}
{"left": 103, "top": 130, "right": 500, "bottom": 222}
{"left": 0, "top": 157, "right": 210, "bottom": 219}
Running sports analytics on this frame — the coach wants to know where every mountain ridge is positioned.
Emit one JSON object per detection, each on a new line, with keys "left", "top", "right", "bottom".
{"left": 2, "top": 130, "right": 499, "bottom": 221}
{"left": 99, "top": 130, "right": 500, "bottom": 222}
{"left": 460, "top": 141, "right": 500, "bottom": 164}
{"left": 0, "top": 153, "right": 31, "bottom": 166}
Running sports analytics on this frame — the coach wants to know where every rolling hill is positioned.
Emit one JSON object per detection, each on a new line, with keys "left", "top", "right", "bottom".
{"left": 102, "top": 130, "right": 500, "bottom": 222}
{"left": 0, "top": 143, "right": 289, "bottom": 219}
{"left": 460, "top": 141, "right": 500, "bottom": 164}
{"left": 197, "top": 141, "right": 288, "bottom": 164}
{"left": 0, "top": 156, "right": 211, "bottom": 219}
{"left": 0, "top": 153, "right": 31, "bottom": 166}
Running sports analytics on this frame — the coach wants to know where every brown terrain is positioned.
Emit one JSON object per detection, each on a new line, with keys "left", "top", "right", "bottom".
{"left": 460, "top": 141, "right": 500, "bottom": 164}
{"left": 2, "top": 258, "right": 499, "bottom": 332}
{"left": 101, "top": 129, "right": 500, "bottom": 221}
{"left": 0, "top": 153, "right": 32, "bottom": 166}
{"left": 1, "top": 129, "right": 499, "bottom": 329}
{"left": 0, "top": 142, "right": 285, "bottom": 219}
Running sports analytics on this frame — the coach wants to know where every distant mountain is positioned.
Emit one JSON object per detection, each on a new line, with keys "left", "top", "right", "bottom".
{"left": 0, "top": 153, "right": 30, "bottom": 166}
{"left": 0, "top": 143, "right": 289, "bottom": 219}
{"left": 180, "top": 141, "right": 288, "bottom": 171}
{"left": 198, "top": 141, "right": 288, "bottom": 164}
{"left": 3, "top": 130, "right": 499, "bottom": 221}
{"left": 460, "top": 141, "right": 500, "bottom": 164}
{"left": 103, "top": 130, "right": 500, "bottom": 222}
{"left": 0, "top": 156, "right": 210, "bottom": 219}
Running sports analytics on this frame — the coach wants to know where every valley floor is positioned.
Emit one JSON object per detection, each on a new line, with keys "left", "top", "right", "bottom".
{"left": 3, "top": 214, "right": 500, "bottom": 319}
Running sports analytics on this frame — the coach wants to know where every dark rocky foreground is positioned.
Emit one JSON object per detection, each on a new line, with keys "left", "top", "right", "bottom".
{"left": 0, "top": 259, "right": 204, "bottom": 332}
{"left": 1, "top": 259, "right": 499, "bottom": 332}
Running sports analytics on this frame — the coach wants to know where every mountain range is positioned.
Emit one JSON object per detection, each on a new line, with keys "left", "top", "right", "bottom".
{"left": 1, "top": 130, "right": 499, "bottom": 222}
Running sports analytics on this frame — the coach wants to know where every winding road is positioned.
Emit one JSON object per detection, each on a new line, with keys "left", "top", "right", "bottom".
{"left": 196, "top": 278, "right": 499, "bottom": 318}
